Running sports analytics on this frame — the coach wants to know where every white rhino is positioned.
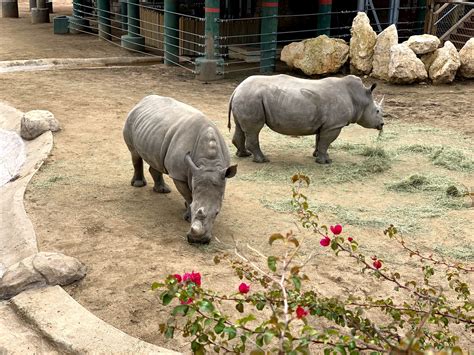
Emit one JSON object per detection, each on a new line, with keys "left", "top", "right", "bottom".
{"left": 123, "top": 95, "right": 237, "bottom": 244}
{"left": 228, "top": 74, "right": 384, "bottom": 164}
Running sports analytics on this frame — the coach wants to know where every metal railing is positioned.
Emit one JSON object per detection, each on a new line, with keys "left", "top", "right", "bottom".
{"left": 426, "top": 1, "right": 474, "bottom": 49}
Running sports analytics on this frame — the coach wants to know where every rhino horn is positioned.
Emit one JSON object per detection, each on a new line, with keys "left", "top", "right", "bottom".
{"left": 190, "top": 220, "right": 204, "bottom": 236}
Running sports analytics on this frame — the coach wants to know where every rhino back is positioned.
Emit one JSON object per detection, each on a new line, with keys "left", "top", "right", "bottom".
{"left": 124, "top": 95, "right": 227, "bottom": 182}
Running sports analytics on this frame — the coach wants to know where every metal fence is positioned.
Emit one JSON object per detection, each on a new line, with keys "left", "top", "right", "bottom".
{"left": 426, "top": 1, "right": 474, "bottom": 49}
{"left": 67, "top": 0, "right": 428, "bottom": 79}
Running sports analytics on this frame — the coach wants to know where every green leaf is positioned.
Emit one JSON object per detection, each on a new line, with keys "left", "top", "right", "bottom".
{"left": 256, "top": 302, "right": 265, "bottom": 311}
{"left": 161, "top": 293, "right": 173, "bottom": 306}
{"left": 199, "top": 300, "right": 215, "bottom": 313}
{"left": 290, "top": 266, "right": 300, "bottom": 275}
{"left": 263, "top": 331, "right": 274, "bottom": 345}
{"left": 236, "top": 302, "right": 244, "bottom": 313}
{"left": 164, "top": 326, "right": 175, "bottom": 339}
{"left": 291, "top": 276, "right": 302, "bottom": 291}
{"left": 269, "top": 233, "right": 284, "bottom": 245}
{"left": 237, "top": 314, "right": 256, "bottom": 326}
{"left": 267, "top": 256, "right": 277, "bottom": 272}
{"left": 250, "top": 351, "right": 265, "bottom": 355}
{"left": 214, "top": 321, "right": 225, "bottom": 334}
{"left": 223, "top": 326, "right": 237, "bottom": 340}
{"left": 172, "top": 305, "right": 189, "bottom": 316}
{"left": 288, "top": 236, "right": 300, "bottom": 247}
{"left": 151, "top": 282, "right": 162, "bottom": 290}
{"left": 213, "top": 255, "right": 220, "bottom": 264}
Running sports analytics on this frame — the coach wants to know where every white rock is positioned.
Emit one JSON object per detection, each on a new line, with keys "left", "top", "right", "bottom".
{"left": 281, "top": 35, "right": 349, "bottom": 76}
{"left": 428, "top": 41, "right": 461, "bottom": 84}
{"left": 350, "top": 12, "right": 377, "bottom": 74}
{"left": 459, "top": 38, "right": 474, "bottom": 78}
{"left": 20, "top": 110, "right": 60, "bottom": 140}
{"left": 0, "top": 252, "right": 86, "bottom": 300}
{"left": 405, "top": 34, "right": 440, "bottom": 55}
{"left": 371, "top": 24, "right": 398, "bottom": 80}
{"left": 32, "top": 252, "right": 87, "bottom": 285}
{"left": 388, "top": 44, "right": 428, "bottom": 84}
{"left": 0, "top": 129, "right": 26, "bottom": 187}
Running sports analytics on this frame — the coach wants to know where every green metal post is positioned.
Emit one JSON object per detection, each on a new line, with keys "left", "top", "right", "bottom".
{"left": 416, "top": 0, "right": 427, "bottom": 34}
{"left": 69, "top": 0, "right": 89, "bottom": 34}
{"left": 120, "top": 0, "right": 127, "bottom": 30}
{"left": 195, "top": 0, "right": 223, "bottom": 80}
{"left": 97, "top": 0, "right": 111, "bottom": 40}
{"left": 317, "top": 0, "right": 332, "bottom": 36}
{"left": 120, "top": 0, "right": 145, "bottom": 51}
{"left": 164, "top": 0, "right": 179, "bottom": 65}
{"left": 260, "top": 1, "right": 278, "bottom": 73}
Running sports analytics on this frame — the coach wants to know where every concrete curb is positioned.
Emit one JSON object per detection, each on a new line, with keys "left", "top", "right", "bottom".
{"left": 0, "top": 101, "right": 179, "bottom": 354}
{"left": 0, "top": 56, "right": 164, "bottom": 73}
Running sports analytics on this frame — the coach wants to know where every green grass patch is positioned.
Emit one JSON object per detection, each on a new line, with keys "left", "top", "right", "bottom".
{"left": 434, "top": 245, "right": 474, "bottom": 262}
{"left": 398, "top": 145, "right": 473, "bottom": 172}
{"left": 386, "top": 174, "right": 460, "bottom": 193}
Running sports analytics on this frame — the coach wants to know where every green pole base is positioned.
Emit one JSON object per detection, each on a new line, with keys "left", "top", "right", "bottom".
{"left": 69, "top": 17, "right": 90, "bottom": 34}
{"left": 53, "top": 15, "right": 69, "bottom": 34}
{"left": 195, "top": 57, "right": 224, "bottom": 81}
{"left": 121, "top": 34, "right": 145, "bottom": 52}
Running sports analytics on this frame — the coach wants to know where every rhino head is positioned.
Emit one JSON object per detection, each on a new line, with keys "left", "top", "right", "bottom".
{"left": 357, "top": 83, "right": 385, "bottom": 131}
{"left": 184, "top": 153, "right": 237, "bottom": 244}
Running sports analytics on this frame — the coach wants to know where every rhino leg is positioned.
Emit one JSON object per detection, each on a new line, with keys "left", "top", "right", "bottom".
{"left": 130, "top": 152, "right": 147, "bottom": 187}
{"left": 173, "top": 180, "right": 192, "bottom": 222}
{"left": 312, "top": 133, "right": 320, "bottom": 157}
{"left": 149, "top": 167, "right": 171, "bottom": 193}
{"left": 232, "top": 121, "right": 251, "bottom": 158}
{"left": 315, "top": 128, "right": 341, "bottom": 164}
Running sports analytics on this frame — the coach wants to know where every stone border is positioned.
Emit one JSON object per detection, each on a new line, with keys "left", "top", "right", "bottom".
{"left": 0, "top": 101, "right": 178, "bottom": 354}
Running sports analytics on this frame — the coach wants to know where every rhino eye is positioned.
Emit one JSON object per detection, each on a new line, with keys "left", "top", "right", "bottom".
{"left": 215, "top": 211, "right": 220, "bottom": 217}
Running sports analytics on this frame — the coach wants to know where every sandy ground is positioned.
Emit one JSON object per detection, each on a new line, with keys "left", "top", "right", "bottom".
{"left": 1, "top": 2, "right": 473, "bottom": 352}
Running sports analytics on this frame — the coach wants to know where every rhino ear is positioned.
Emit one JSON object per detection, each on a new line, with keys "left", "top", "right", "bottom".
{"left": 224, "top": 165, "right": 237, "bottom": 179}
{"left": 185, "top": 152, "right": 199, "bottom": 174}
{"left": 370, "top": 83, "right": 377, "bottom": 93}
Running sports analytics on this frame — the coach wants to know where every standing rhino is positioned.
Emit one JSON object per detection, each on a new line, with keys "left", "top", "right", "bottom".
{"left": 228, "top": 74, "right": 384, "bottom": 164}
{"left": 123, "top": 95, "right": 237, "bottom": 244}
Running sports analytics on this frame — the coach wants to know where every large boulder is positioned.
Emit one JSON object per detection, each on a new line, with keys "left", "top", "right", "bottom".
{"left": 0, "top": 129, "right": 25, "bottom": 187}
{"left": 350, "top": 12, "right": 377, "bottom": 74}
{"left": 20, "top": 110, "right": 60, "bottom": 140}
{"left": 428, "top": 41, "right": 460, "bottom": 84}
{"left": 459, "top": 38, "right": 474, "bottom": 78}
{"left": 405, "top": 34, "right": 440, "bottom": 55}
{"left": 388, "top": 44, "right": 428, "bottom": 84}
{"left": 280, "top": 35, "right": 349, "bottom": 76}
{"left": 371, "top": 24, "right": 398, "bottom": 80}
{"left": 0, "top": 252, "right": 86, "bottom": 300}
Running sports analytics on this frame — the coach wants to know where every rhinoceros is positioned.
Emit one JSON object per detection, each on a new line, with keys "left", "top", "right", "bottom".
{"left": 228, "top": 74, "right": 384, "bottom": 164}
{"left": 123, "top": 95, "right": 237, "bottom": 244}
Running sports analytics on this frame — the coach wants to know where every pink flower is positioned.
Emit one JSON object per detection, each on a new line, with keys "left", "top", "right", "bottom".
{"left": 180, "top": 298, "right": 193, "bottom": 305}
{"left": 173, "top": 274, "right": 182, "bottom": 283}
{"left": 348, "top": 237, "right": 353, "bottom": 242}
{"left": 296, "top": 306, "right": 308, "bottom": 319}
{"left": 373, "top": 260, "right": 382, "bottom": 270}
{"left": 238, "top": 283, "right": 250, "bottom": 294}
{"left": 183, "top": 271, "right": 201, "bottom": 286}
{"left": 330, "top": 224, "right": 342, "bottom": 235}
{"left": 320, "top": 236, "right": 331, "bottom": 247}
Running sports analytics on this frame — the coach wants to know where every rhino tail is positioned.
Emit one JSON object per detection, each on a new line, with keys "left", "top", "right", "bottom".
{"left": 227, "top": 90, "right": 235, "bottom": 132}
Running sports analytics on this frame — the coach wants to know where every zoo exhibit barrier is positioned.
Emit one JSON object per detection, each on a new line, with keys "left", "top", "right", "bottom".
{"left": 426, "top": 1, "right": 474, "bottom": 50}
{"left": 67, "top": 0, "right": 426, "bottom": 79}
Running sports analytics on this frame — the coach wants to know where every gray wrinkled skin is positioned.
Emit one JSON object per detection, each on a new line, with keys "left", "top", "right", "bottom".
{"left": 228, "top": 74, "right": 384, "bottom": 164}
{"left": 124, "top": 95, "right": 237, "bottom": 244}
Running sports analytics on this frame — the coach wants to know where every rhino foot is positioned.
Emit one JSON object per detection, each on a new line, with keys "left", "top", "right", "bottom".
{"left": 236, "top": 150, "right": 251, "bottom": 157}
{"left": 153, "top": 185, "right": 171, "bottom": 193}
{"left": 315, "top": 156, "right": 332, "bottom": 164}
{"left": 312, "top": 150, "right": 318, "bottom": 157}
{"left": 131, "top": 179, "right": 147, "bottom": 187}
{"left": 187, "top": 235, "right": 211, "bottom": 244}
{"left": 252, "top": 156, "right": 269, "bottom": 163}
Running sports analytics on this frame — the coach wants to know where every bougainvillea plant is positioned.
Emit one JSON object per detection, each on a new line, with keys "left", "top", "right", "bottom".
{"left": 152, "top": 174, "right": 473, "bottom": 354}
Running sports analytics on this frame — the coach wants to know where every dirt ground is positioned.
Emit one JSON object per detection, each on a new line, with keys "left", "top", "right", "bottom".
{"left": 1, "top": 2, "right": 473, "bottom": 352}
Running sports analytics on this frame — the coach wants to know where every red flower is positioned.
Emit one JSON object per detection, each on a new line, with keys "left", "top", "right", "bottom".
{"left": 180, "top": 298, "right": 193, "bottom": 305}
{"left": 348, "top": 237, "right": 353, "bottom": 242}
{"left": 238, "top": 283, "right": 250, "bottom": 294}
{"left": 320, "top": 236, "right": 331, "bottom": 247}
{"left": 373, "top": 260, "right": 382, "bottom": 270}
{"left": 296, "top": 306, "right": 308, "bottom": 319}
{"left": 330, "top": 224, "right": 342, "bottom": 235}
{"left": 183, "top": 271, "right": 201, "bottom": 286}
{"left": 173, "top": 274, "right": 182, "bottom": 283}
